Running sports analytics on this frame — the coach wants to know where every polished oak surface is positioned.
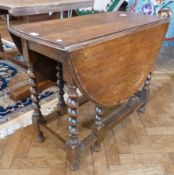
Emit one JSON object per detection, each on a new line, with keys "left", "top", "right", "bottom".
{"left": 10, "top": 11, "right": 167, "bottom": 50}
{"left": 0, "top": 0, "right": 93, "bottom": 16}
{"left": 9, "top": 11, "right": 168, "bottom": 108}
{"left": 70, "top": 24, "right": 167, "bottom": 107}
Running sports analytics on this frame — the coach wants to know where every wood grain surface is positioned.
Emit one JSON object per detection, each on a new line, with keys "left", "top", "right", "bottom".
{"left": 9, "top": 12, "right": 168, "bottom": 49}
{"left": 70, "top": 23, "right": 168, "bottom": 107}
{"left": 9, "top": 11, "right": 168, "bottom": 107}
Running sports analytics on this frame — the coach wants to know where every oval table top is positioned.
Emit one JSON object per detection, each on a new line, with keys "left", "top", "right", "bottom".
{"left": 9, "top": 11, "right": 168, "bottom": 51}
{"left": 9, "top": 12, "right": 169, "bottom": 108}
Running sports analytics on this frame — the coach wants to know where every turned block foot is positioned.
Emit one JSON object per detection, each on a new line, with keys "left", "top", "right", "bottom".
{"left": 67, "top": 143, "right": 80, "bottom": 171}
{"left": 58, "top": 105, "right": 67, "bottom": 116}
{"left": 93, "top": 143, "right": 101, "bottom": 152}
{"left": 71, "top": 162, "right": 79, "bottom": 171}
{"left": 138, "top": 105, "right": 146, "bottom": 113}
{"left": 36, "top": 132, "right": 44, "bottom": 142}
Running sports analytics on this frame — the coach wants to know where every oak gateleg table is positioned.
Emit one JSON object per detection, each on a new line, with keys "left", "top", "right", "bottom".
{"left": 0, "top": 0, "right": 94, "bottom": 100}
{"left": 9, "top": 11, "right": 168, "bottom": 170}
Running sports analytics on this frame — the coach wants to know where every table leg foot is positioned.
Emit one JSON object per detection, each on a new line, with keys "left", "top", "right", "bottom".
{"left": 138, "top": 105, "right": 146, "bottom": 113}
{"left": 67, "top": 145, "right": 80, "bottom": 171}
{"left": 32, "top": 113, "right": 45, "bottom": 142}
{"left": 93, "top": 142, "right": 101, "bottom": 152}
{"left": 71, "top": 162, "right": 79, "bottom": 171}
{"left": 94, "top": 106, "right": 104, "bottom": 152}
{"left": 35, "top": 132, "right": 44, "bottom": 142}
{"left": 137, "top": 72, "right": 152, "bottom": 113}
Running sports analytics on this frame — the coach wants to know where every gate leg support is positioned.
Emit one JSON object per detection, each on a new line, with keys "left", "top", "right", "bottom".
{"left": 28, "top": 63, "right": 45, "bottom": 142}
{"left": 23, "top": 40, "right": 45, "bottom": 142}
{"left": 56, "top": 62, "right": 66, "bottom": 115}
{"left": 66, "top": 85, "right": 80, "bottom": 170}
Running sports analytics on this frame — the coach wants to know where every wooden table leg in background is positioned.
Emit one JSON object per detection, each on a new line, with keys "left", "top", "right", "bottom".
{"left": 0, "top": 34, "right": 4, "bottom": 52}
{"left": 56, "top": 62, "right": 67, "bottom": 115}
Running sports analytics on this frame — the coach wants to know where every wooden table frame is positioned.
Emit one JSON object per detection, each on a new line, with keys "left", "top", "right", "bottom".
{"left": 21, "top": 38, "right": 150, "bottom": 170}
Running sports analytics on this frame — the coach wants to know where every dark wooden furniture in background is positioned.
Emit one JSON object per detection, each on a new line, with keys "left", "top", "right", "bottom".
{"left": 0, "top": 0, "right": 94, "bottom": 100}
{"left": 9, "top": 11, "right": 168, "bottom": 170}
{"left": 0, "top": 34, "right": 3, "bottom": 51}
